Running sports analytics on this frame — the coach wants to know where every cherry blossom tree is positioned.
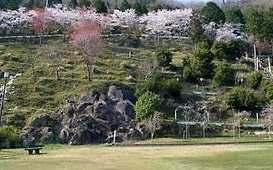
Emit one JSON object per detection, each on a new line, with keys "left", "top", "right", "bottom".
{"left": 70, "top": 19, "right": 103, "bottom": 81}
{"left": 0, "top": 7, "right": 32, "bottom": 35}
{"left": 140, "top": 8, "right": 192, "bottom": 37}
{"left": 204, "top": 22, "right": 247, "bottom": 43}
{"left": 32, "top": 8, "right": 54, "bottom": 45}
{"left": 111, "top": 9, "right": 139, "bottom": 30}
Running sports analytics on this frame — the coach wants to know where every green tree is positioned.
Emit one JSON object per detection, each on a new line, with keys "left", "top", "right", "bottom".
{"left": 120, "top": 0, "right": 131, "bottom": 11}
{"left": 188, "top": 10, "right": 205, "bottom": 48}
{"left": 135, "top": 92, "right": 161, "bottom": 121}
{"left": 94, "top": 0, "right": 107, "bottom": 13}
{"left": 262, "top": 8, "right": 273, "bottom": 41}
{"left": 243, "top": 5, "right": 264, "bottom": 39}
{"left": 0, "top": 0, "right": 22, "bottom": 10}
{"left": 183, "top": 46, "right": 214, "bottom": 81}
{"left": 211, "top": 40, "right": 248, "bottom": 61}
{"left": 247, "top": 71, "right": 263, "bottom": 89}
{"left": 135, "top": 73, "right": 182, "bottom": 98}
{"left": 79, "top": 0, "right": 91, "bottom": 8}
{"left": 213, "top": 61, "right": 235, "bottom": 87}
{"left": 156, "top": 48, "right": 173, "bottom": 69}
{"left": 200, "top": 2, "right": 226, "bottom": 24}
{"left": 225, "top": 7, "right": 245, "bottom": 24}
{"left": 226, "top": 87, "right": 259, "bottom": 111}
{"left": 133, "top": 3, "right": 148, "bottom": 15}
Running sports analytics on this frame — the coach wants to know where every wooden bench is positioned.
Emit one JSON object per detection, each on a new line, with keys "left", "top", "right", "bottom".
{"left": 24, "top": 147, "right": 43, "bottom": 155}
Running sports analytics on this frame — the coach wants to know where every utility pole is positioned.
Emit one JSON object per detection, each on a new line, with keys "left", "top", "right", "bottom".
{"left": 0, "top": 72, "right": 9, "bottom": 126}
{"left": 45, "top": 0, "right": 49, "bottom": 8}
{"left": 254, "top": 43, "right": 258, "bottom": 71}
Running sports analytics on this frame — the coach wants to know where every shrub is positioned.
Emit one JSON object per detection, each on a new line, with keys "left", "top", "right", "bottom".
{"left": 183, "top": 46, "right": 214, "bottom": 82}
{"left": 213, "top": 61, "right": 235, "bottom": 87}
{"left": 247, "top": 71, "right": 263, "bottom": 89}
{"left": 0, "top": 126, "right": 20, "bottom": 149}
{"left": 211, "top": 40, "right": 248, "bottom": 61}
{"left": 265, "top": 84, "right": 273, "bottom": 103}
{"left": 135, "top": 74, "right": 161, "bottom": 97}
{"left": 135, "top": 74, "right": 182, "bottom": 98}
{"left": 156, "top": 48, "right": 173, "bottom": 68}
{"left": 225, "top": 87, "right": 259, "bottom": 111}
{"left": 135, "top": 91, "right": 161, "bottom": 121}
{"left": 162, "top": 78, "right": 182, "bottom": 97}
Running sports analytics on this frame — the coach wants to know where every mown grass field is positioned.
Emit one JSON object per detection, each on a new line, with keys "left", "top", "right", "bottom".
{"left": 1, "top": 143, "right": 273, "bottom": 170}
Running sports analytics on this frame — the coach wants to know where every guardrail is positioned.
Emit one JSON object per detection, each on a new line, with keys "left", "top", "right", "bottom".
{"left": 0, "top": 34, "right": 190, "bottom": 43}
{"left": 176, "top": 121, "right": 265, "bottom": 128}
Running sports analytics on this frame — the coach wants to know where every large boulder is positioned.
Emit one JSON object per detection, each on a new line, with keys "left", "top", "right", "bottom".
{"left": 108, "top": 85, "right": 124, "bottom": 102}
{"left": 29, "top": 114, "right": 54, "bottom": 128}
{"left": 107, "top": 85, "right": 135, "bottom": 102}
{"left": 115, "top": 100, "right": 135, "bottom": 121}
{"left": 40, "top": 127, "right": 55, "bottom": 143}
{"left": 59, "top": 115, "right": 110, "bottom": 144}
{"left": 20, "top": 85, "right": 138, "bottom": 145}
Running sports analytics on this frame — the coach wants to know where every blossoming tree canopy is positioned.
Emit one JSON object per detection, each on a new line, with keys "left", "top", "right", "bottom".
{"left": 70, "top": 19, "right": 103, "bottom": 81}
{"left": 32, "top": 8, "right": 54, "bottom": 35}
{"left": 140, "top": 8, "right": 193, "bottom": 36}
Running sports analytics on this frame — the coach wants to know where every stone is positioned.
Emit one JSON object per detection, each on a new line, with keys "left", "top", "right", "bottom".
{"left": 40, "top": 127, "right": 55, "bottom": 143}
{"left": 108, "top": 85, "right": 124, "bottom": 102}
{"left": 20, "top": 85, "right": 138, "bottom": 145}
{"left": 30, "top": 114, "right": 53, "bottom": 128}
{"left": 115, "top": 100, "right": 135, "bottom": 121}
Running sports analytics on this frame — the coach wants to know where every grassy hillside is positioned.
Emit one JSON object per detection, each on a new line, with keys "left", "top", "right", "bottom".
{"left": 0, "top": 38, "right": 193, "bottom": 126}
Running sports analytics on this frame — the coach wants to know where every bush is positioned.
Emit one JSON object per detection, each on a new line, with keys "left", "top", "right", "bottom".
{"left": 211, "top": 40, "right": 248, "bottom": 61}
{"left": 0, "top": 126, "right": 20, "bottom": 149}
{"left": 225, "top": 87, "right": 259, "bottom": 111}
{"left": 135, "top": 74, "right": 161, "bottom": 97}
{"left": 135, "top": 91, "right": 161, "bottom": 121}
{"left": 162, "top": 78, "right": 182, "bottom": 97}
{"left": 135, "top": 74, "right": 182, "bottom": 98}
{"left": 156, "top": 48, "right": 173, "bottom": 68}
{"left": 265, "top": 83, "right": 273, "bottom": 103}
{"left": 183, "top": 46, "right": 214, "bottom": 82}
{"left": 247, "top": 71, "right": 263, "bottom": 89}
{"left": 213, "top": 61, "right": 235, "bottom": 87}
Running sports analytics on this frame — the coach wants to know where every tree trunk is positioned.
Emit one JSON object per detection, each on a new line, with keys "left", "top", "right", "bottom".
{"left": 254, "top": 43, "right": 257, "bottom": 71}
{"left": 87, "top": 64, "right": 92, "bottom": 81}
{"left": 39, "top": 35, "right": 42, "bottom": 46}
{"left": 55, "top": 66, "right": 60, "bottom": 80}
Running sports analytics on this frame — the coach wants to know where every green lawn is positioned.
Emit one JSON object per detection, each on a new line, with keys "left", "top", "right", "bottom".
{"left": 1, "top": 144, "right": 273, "bottom": 170}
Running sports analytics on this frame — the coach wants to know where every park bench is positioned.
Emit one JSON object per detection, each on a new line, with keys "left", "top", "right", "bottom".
{"left": 24, "top": 145, "right": 43, "bottom": 155}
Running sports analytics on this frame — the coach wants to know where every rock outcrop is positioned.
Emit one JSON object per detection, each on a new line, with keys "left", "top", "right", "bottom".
{"left": 20, "top": 85, "right": 142, "bottom": 145}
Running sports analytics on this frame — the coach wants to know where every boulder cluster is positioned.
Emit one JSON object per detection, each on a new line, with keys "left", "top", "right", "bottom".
{"left": 20, "top": 85, "right": 144, "bottom": 146}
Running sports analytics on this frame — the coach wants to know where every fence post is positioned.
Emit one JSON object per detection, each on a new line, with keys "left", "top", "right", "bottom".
{"left": 113, "top": 130, "right": 117, "bottom": 145}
